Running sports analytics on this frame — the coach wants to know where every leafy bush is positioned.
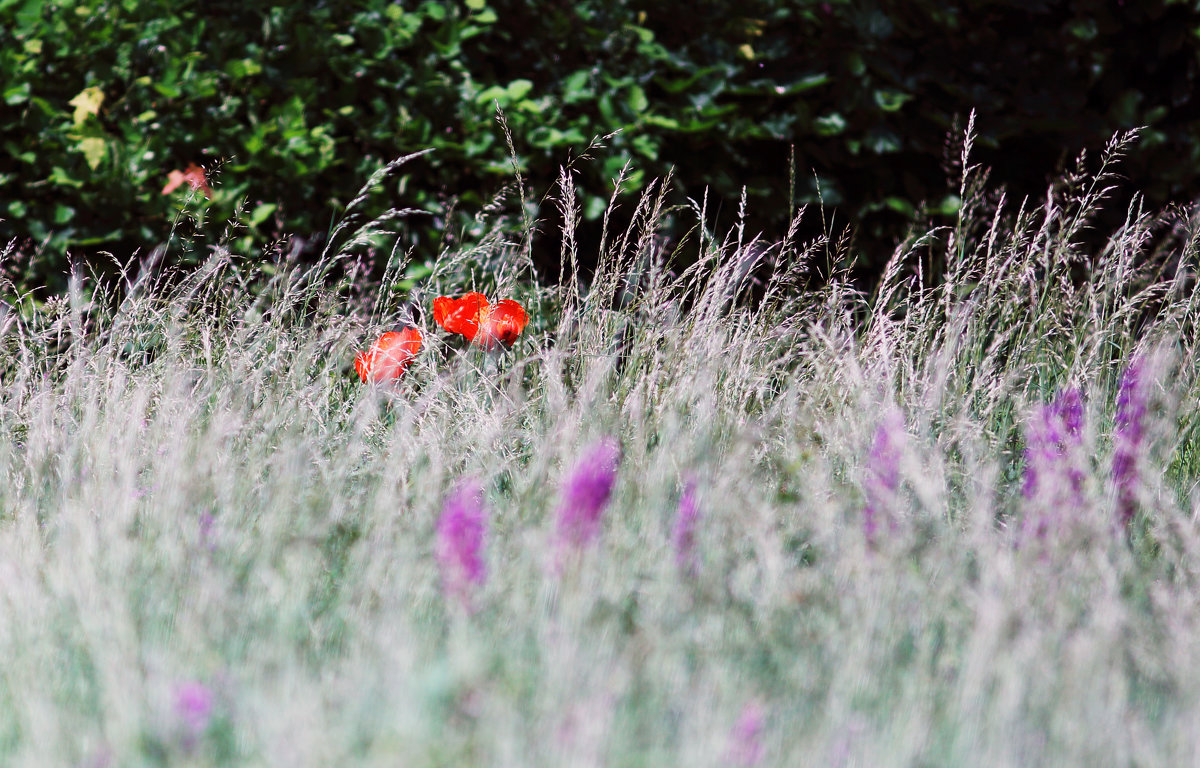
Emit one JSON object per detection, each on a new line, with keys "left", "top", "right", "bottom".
{"left": 3, "top": 0, "right": 1199, "bottom": 292}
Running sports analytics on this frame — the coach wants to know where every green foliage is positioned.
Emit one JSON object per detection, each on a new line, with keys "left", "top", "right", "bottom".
{"left": 2, "top": 0, "right": 1199, "bottom": 291}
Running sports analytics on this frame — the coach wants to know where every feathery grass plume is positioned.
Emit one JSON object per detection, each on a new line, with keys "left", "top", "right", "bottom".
{"left": 1113, "top": 357, "right": 1150, "bottom": 529}
{"left": 555, "top": 438, "right": 621, "bottom": 552}
{"left": 671, "top": 479, "right": 701, "bottom": 575}
{"left": 435, "top": 479, "right": 488, "bottom": 607}
{"left": 1020, "top": 388, "right": 1086, "bottom": 542}
{"left": 725, "top": 700, "right": 765, "bottom": 767}
{"left": 862, "top": 409, "right": 906, "bottom": 544}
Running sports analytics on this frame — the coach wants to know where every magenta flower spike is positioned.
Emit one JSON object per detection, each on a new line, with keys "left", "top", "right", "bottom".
{"left": 436, "top": 479, "right": 488, "bottom": 606}
{"left": 1113, "top": 357, "right": 1150, "bottom": 529}
{"left": 1020, "top": 387, "right": 1086, "bottom": 543}
{"left": 862, "top": 409, "right": 905, "bottom": 544}
{"left": 175, "top": 680, "right": 214, "bottom": 737}
{"left": 672, "top": 479, "right": 701, "bottom": 574}
{"left": 555, "top": 438, "right": 621, "bottom": 551}
{"left": 726, "top": 700, "right": 766, "bottom": 767}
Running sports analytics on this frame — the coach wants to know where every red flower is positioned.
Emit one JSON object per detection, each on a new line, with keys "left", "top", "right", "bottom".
{"left": 433, "top": 293, "right": 529, "bottom": 349}
{"left": 161, "top": 163, "right": 213, "bottom": 199}
{"left": 355, "top": 327, "right": 423, "bottom": 383}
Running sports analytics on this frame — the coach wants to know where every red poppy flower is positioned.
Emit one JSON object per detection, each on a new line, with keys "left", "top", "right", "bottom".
{"left": 161, "top": 163, "right": 213, "bottom": 199}
{"left": 355, "top": 327, "right": 423, "bottom": 383}
{"left": 433, "top": 293, "right": 529, "bottom": 349}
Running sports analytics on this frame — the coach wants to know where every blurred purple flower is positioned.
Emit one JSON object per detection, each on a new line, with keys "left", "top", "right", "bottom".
{"left": 436, "top": 479, "right": 488, "bottom": 605}
{"left": 1020, "top": 388, "right": 1087, "bottom": 543}
{"left": 199, "top": 511, "right": 215, "bottom": 552}
{"left": 726, "top": 700, "right": 766, "bottom": 767}
{"left": 671, "top": 479, "right": 701, "bottom": 574}
{"left": 1113, "top": 357, "right": 1150, "bottom": 529}
{"left": 556, "top": 439, "right": 621, "bottom": 550}
{"left": 175, "top": 680, "right": 214, "bottom": 736}
{"left": 1022, "top": 389, "right": 1086, "bottom": 497}
{"left": 862, "top": 409, "right": 905, "bottom": 544}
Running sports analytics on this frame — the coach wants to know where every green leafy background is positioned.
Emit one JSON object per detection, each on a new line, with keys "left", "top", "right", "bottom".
{"left": 2, "top": 0, "right": 1199, "bottom": 291}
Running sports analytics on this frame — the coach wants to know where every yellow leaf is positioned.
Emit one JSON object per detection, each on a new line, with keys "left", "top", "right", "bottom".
{"left": 738, "top": 43, "right": 755, "bottom": 60}
{"left": 76, "top": 137, "right": 107, "bottom": 170}
{"left": 68, "top": 86, "right": 105, "bottom": 125}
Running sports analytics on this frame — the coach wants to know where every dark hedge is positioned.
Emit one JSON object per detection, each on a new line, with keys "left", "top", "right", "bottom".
{"left": 2, "top": 0, "right": 1199, "bottom": 292}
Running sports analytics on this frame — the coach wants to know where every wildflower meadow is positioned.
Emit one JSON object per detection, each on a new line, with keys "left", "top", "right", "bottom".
{"left": 4, "top": 124, "right": 1200, "bottom": 766}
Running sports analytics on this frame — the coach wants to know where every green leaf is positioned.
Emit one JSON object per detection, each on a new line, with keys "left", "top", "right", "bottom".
{"left": 154, "top": 82, "right": 182, "bottom": 99}
{"left": 419, "top": 2, "right": 445, "bottom": 20}
{"left": 874, "top": 89, "right": 912, "bottom": 112}
{"left": 781, "top": 73, "right": 830, "bottom": 95}
{"left": 249, "top": 203, "right": 277, "bottom": 226}
{"left": 883, "top": 196, "right": 915, "bottom": 217}
{"left": 48, "top": 167, "right": 84, "bottom": 188}
{"left": 76, "top": 136, "right": 107, "bottom": 170}
{"left": 68, "top": 86, "right": 104, "bottom": 125}
{"left": 475, "top": 85, "right": 507, "bottom": 105}
{"left": 506, "top": 79, "right": 533, "bottom": 101}
{"left": 3, "top": 82, "right": 30, "bottom": 105}
{"left": 627, "top": 85, "right": 648, "bottom": 113}
{"left": 465, "top": 0, "right": 485, "bottom": 9}
{"left": 644, "top": 114, "right": 680, "bottom": 130}
{"left": 629, "top": 25, "right": 654, "bottom": 44}
{"left": 814, "top": 113, "right": 846, "bottom": 136}
{"left": 930, "top": 194, "right": 961, "bottom": 216}
{"left": 584, "top": 194, "right": 608, "bottom": 220}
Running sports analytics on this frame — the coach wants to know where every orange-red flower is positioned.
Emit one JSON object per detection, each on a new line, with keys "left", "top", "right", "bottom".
{"left": 433, "top": 292, "right": 529, "bottom": 349}
{"left": 162, "top": 163, "right": 213, "bottom": 198}
{"left": 355, "top": 327, "right": 423, "bottom": 383}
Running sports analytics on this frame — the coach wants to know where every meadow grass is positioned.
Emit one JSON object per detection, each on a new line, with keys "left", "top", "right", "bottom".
{"left": 3, "top": 128, "right": 1200, "bottom": 766}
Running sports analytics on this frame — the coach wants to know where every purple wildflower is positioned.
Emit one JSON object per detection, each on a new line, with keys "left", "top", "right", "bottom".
{"left": 1113, "top": 357, "right": 1150, "bottom": 529}
{"left": 1020, "top": 388, "right": 1086, "bottom": 542}
{"left": 435, "top": 479, "right": 488, "bottom": 606}
{"left": 555, "top": 439, "right": 621, "bottom": 550}
{"left": 175, "top": 680, "right": 214, "bottom": 736}
{"left": 725, "top": 700, "right": 766, "bottom": 767}
{"left": 862, "top": 409, "right": 905, "bottom": 544}
{"left": 199, "top": 511, "right": 215, "bottom": 551}
{"left": 671, "top": 479, "right": 701, "bottom": 574}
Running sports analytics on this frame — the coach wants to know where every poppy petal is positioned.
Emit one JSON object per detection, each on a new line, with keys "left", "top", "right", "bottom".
{"left": 433, "top": 292, "right": 488, "bottom": 340}
{"left": 432, "top": 296, "right": 453, "bottom": 328}
{"left": 478, "top": 299, "right": 529, "bottom": 348}
{"left": 357, "top": 327, "right": 423, "bottom": 383}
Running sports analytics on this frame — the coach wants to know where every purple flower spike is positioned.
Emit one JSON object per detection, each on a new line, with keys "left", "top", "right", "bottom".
{"left": 726, "top": 700, "right": 766, "bottom": 767}
{"left": 556, "top": 438, "right": 621, "bottom": 551}
{"left": 862, "top": 409, "right": 905, "bottom": 544}
{"left": 1020, "top": 387, "right": 1086, "bottom": 543}
{"left": 1113, "top": 357, "right": 1150, "bottom": 529}
{"left": 672, "top": 480, "right": 701, "bottom": 574}
{"left": 436, "top": 480, "right": 488, "bottom": 606}
{"left": 175, "top": 680, "right": 214, "bottom": 736}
